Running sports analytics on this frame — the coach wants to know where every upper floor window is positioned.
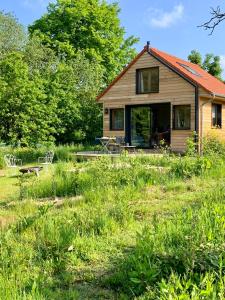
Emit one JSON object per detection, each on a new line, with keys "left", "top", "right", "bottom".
{"left": 136, "top": 67, "right": 159, "bottom": 94}
{"left": 173, "top": 105, "right": 191, "bottom": 130}
{"left": 212, "top": 103, "right": 222, "bottom": 128}
{"left": 110, "top": 108, "right": 124, "bottom": 131}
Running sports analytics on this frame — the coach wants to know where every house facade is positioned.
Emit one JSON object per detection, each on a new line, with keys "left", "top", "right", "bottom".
{"left": 97, "top": 44, "right": 225, "bottom": 152}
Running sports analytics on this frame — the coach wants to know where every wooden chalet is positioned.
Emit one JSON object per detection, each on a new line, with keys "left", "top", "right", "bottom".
{"left": 97, "top": 43, "right": 225, "bottom": 152}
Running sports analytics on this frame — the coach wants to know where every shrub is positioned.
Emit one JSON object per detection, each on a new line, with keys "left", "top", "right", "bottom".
{"left": 202, "top": 134, "right": 225, "bottom": 157}
{"left": 170, "top": 156, "right": 212, "bottom": 178}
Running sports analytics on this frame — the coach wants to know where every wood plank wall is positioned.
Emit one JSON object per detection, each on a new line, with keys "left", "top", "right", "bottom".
{"left": 200, "top": 96, "right": 225, "bottom": 141}
{"left": 99, "top": 51, "right": 196, "bottom": 152}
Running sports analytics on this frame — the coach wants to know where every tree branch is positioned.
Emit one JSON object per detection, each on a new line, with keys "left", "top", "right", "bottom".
{"left": 199, "top": 6, "right": 225, "bottom": 35}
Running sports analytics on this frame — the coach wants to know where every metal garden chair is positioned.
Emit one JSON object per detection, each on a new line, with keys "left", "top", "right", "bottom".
{"left": 38, "top": 151, "right": 54, "bottom": 165}
{"left": 4, "top": 154, "right": 22, "bottom": 168}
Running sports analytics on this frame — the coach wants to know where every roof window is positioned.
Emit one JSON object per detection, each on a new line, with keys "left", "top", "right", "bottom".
{"left": 177, "top": 62, "right": 202, "bottom": 77}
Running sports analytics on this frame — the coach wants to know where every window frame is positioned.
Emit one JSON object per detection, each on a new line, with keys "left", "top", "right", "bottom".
{"left": 136, "top": 67, "right": 159, "bottom": 94}
{"left": 211, "top": 103, "right": 222, "bottom": 129}
{"left": 173, "top": 105, "right": 191, "bottom": 130}
{"left": 110, "top": 108, "right": 125, "bottom": 131}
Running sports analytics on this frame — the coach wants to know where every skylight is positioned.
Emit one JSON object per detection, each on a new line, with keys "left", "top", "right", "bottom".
{"left": 177, "top": 62, "right": 202, "bottom": 77}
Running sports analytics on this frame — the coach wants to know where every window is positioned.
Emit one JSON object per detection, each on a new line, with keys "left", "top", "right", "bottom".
{"left": 212, "top": 103, "right": 222, "bottom": 128}
{"left": 110, "top": 109, "right": 124, "bottom": 130}
{"left": 173, "top": 105, "right": 191, "bottom": 130}
{"left": 177, "top": 62, "right": 202, "bottom": 77}
{"left": 136, "top": 67, "right": 159, "bottom": 94}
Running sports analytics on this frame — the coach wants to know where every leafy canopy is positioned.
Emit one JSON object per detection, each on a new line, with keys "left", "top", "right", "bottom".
{"left": 188, "top": 50, "right": 202, "bottom": 66}
{"left": 0, "top": 38, "right": 103, "bottom": 146}
{"left": 0, "top": 52, "right": 57, "bottom": 146}
{"left": 188, "top": 50, "right": 223, "bottom": 80}
{"left": 29, "top": 0, "right": 139, "bottom": 83}
{"left": 0, "top": 9, "right": 104, "bottom": 146}
{"left": 49, "top": 52, "right": 103, "bottom": 144}
{"left": 0, "top": 11, "right": 27, "bottom": 56}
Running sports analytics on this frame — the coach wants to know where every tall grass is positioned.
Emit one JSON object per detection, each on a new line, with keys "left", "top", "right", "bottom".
{"left": 0, "top": 144, "right": 98, "bottom": 167}
{"left": 108, "top": 186, "right": 225, "bottom": 298}
{"left": 0, "top": 150, "right": 4, "bottom": 169}
{"left": 1, "top": 139, "right": 225, "bottom": 299}
{"left": 25, "top": 155, "right": 174, "bottom": 200}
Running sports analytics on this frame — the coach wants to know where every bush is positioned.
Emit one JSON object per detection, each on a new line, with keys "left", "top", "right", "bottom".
{"left": 202, "top": 134, "right": 225, "bottom": 157}
{"left": 0, "top": 144, "right": 92, "bottom": 166}
{"left": 170, "top": 156, "right": 212, "bottom": 178}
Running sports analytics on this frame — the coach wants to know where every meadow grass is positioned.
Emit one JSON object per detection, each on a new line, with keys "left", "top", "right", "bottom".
{"left": 0, "top": 143, "right": 225, "bottom": 299}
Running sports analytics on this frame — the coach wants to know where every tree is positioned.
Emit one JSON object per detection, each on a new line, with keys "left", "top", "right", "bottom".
{"left": 202, "top": 54, "right": 223, "bottom": 80}
{"left": 200, "top": 6, "right": 225, "bottom": 34}
{"left": 24, "top": 34, "right": 59, "bottom": 77}
{"left": 188, "top": 50, "right": 223, "bottom": 80}
{"left": 0, "top": 11, "right": 27, "bottom": 56}
{"left": 0, "top": 49, "right": 103, "bottom": 146}
{"left": 49, "top": 52, "right": 103, "bottom": 143}
{"left": 188, "top": 50, "right": 202, "bottom": 66}
{"left": 0, "top": 52, "right": 58, "bottom": 146}
{"left": 28, "top": 0, "right": 138, "bottom": 84}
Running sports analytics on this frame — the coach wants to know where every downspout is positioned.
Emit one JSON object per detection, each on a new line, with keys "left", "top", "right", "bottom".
{"left": 195, "top": 86, "right": 199, "bottom": 152}
{"left": 146, "top": 42, "right": 200, "bottom": 152}
{"left": 200, "top": 93, "right": 215, "bottom": 155}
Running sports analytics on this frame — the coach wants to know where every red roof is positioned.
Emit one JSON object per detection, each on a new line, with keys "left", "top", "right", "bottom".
{"left": 151, "top": 47, "right": 225, "bottom": 97}
{"left": 97, "top": 46, "right": 225, "bottom": 100}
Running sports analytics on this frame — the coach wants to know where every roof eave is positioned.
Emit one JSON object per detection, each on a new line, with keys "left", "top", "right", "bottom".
{"left": 212, "top": 92, "right": 225, "bottom": 100}
{"left": 96, "top": 47, "right": 147, "bottom": 101}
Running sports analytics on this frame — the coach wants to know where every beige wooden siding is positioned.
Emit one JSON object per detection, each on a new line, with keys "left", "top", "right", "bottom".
{"left": 200, "top": 97, "right": 225, "bottom": 141}
{"left": 100, "top": 51, "right": 196, "bottom": 152}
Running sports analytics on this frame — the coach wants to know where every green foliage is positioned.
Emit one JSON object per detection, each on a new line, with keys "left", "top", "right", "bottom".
{"left": 1, "top": 143, "right": 225, "bottom": 298}
{"left": 0, "top": 52, "right": 57, "bottom": 146}
{"left": 0, "top": 48, "right": 103, "bottom": 145}
{"left": 29, "top": 0, "right": 139, "bottom": 84}
{"left": 108, "top": 188, "right": 225, "bottom": 298}
{"left": 0, "top": 9, "right": 105, "bottom": 146}
{"left": 138, "top": 272, "right": 225, "bottom": 299}
{"left": 50, "top": 53, "right": 103, "bottom": 143}
{"left": 202, "top": 53, "right": 223, "bottom": 80}
{"left": 186, "top": 133, "right": 197, "bottom": 156}
{"left": 188, "top": 50, "right": 202, "bottom": 66}
{"left": 188, "top": 50, "right": 223, "bottom": 79}
{"left": 0, "top": 11, "right": 26, "bottom": 56}
{"left": 24, "top": 34, "right": 59, "bottom": 77}
{"left": 0, "top": 144, "right": 88, "bottom": 165}
{"left": 25, "top": 155, "right": 171, "bottom": 199}
{"left": 0, "top": 150, "right": 4, "bottom": 169}
{"left": 170, "top": 156, "right": 212, "bottom": 178}
{"left": 202, "top": 134, "right": 225, "bottom": 157}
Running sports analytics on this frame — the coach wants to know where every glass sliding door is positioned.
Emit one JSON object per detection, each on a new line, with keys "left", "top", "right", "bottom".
{"left": 130, "top": 106, "right": 152, "bottom": 148}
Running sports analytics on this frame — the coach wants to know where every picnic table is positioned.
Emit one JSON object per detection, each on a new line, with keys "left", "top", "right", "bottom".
{"left": 96, "top": 137, "right": 116, "bottom": 153}
{"left": 19, "top": 166, "right": 43, "bottom": 177}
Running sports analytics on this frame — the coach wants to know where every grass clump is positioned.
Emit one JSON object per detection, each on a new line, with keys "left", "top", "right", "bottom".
{"left": 108, "top": 187, "right": 225, "bottom": 298}
{"left": 0, "top": 150, "right": 4, "bottom": 169}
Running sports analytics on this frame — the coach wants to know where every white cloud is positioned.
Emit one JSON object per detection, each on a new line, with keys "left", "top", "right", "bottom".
{"left": 221, "top": 55, "right": 225, "bottom": 79}
{"left": 147, "top": 4, "right": 184, "bottom": 28}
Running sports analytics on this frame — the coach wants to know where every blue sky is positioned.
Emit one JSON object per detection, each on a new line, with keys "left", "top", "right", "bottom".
{"left": 1, "top": 0, "right": 225, "bottom": 77}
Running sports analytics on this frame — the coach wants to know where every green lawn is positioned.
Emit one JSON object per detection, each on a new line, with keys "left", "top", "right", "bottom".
{"left": 0, "top": 154, "right": 224, "bottom": 299}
